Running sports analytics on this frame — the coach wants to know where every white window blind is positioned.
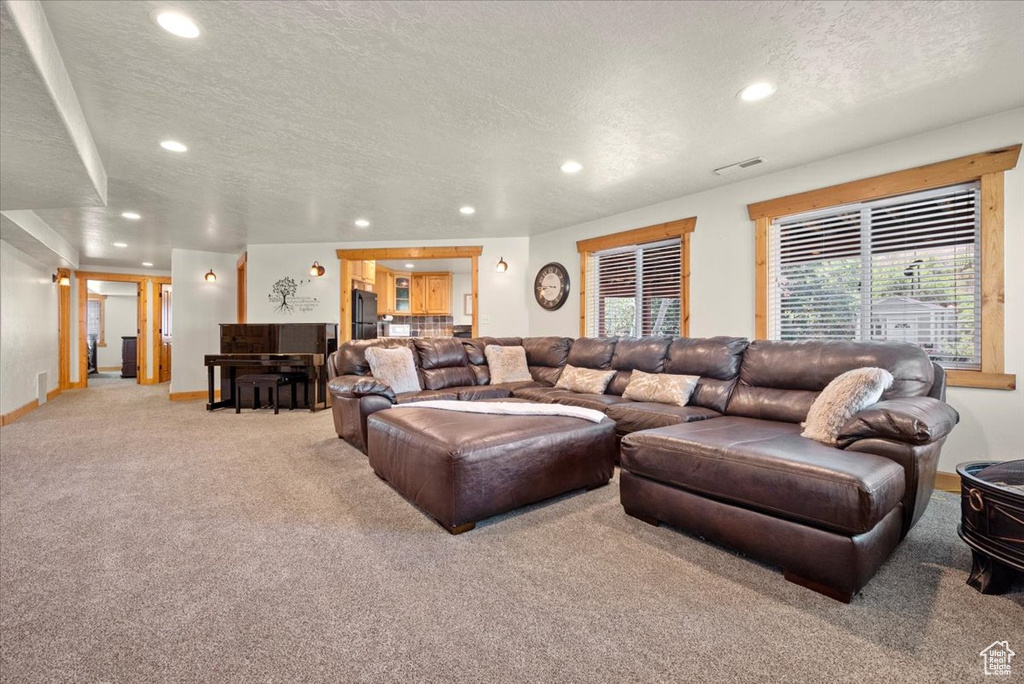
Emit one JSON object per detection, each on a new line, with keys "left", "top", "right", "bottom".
{"left": 768, "top": 181, "right": 981, "bottom": 369}
{"left": 586, "top": 238, "right": 682, "bottom": 337}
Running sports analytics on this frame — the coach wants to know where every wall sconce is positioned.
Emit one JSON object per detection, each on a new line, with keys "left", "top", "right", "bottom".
{"left": 204, "top": 269, "right": 217, "bottom": 283}
{"left": 309, "top": 261, "right": 326, "bottom": 277}
{"left": 495, "top": 257, "right": 508, "bottom": 273}
{"left": 52, "top": 273, "right": 71, "bottom": 286}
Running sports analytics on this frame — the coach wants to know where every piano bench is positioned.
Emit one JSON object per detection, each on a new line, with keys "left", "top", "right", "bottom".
{"left": 235, "top": 374, "right": 292, "bottom": 415}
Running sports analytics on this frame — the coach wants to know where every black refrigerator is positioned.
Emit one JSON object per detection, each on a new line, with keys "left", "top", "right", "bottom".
{"left": 352, "top": 289, "right": 378, "bottom": 340}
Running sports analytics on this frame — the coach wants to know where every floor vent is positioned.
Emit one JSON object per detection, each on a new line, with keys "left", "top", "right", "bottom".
{"left": 37, "top": 372, "right": 48, "bottom": 404}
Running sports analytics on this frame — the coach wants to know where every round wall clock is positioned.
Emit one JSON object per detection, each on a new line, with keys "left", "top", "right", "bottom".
{"left": 534, "top": 262, "right": 571, "bottom": 311}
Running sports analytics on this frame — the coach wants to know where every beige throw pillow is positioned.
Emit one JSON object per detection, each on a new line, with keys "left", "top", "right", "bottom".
{"left": 364, "top": 347, "right": 421, "bottom": 394}
{"left": 555, "top": 365, "right": 616, "bottom": 394}
{"left": 622, "top": 370, "right": 699, "bottom": 407}
{"left": 485, "top": 345, "right": 533, "bottom": 385}
{"left": 801, "top": 367, "right": 894, "bottom": 445}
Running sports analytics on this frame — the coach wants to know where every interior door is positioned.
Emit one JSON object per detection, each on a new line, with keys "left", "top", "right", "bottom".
{"left": 160, "top": 284, "right": 172, "bottom": 383}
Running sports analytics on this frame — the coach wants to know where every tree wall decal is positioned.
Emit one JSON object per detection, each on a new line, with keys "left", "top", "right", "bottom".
{"left": 271, "top": 276, "right": 298, "bottom": 313}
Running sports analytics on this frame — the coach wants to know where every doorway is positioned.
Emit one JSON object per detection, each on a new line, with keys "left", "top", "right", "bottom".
{"left": 86, "top": 278, "right": 141, "bottom": 385}
{"left": 159, "top": 283, "right": 172, "bottom": 383}
{"left": 336, "top": 246, "right": 482, "bottom": 343}
{"left": 70, "top": 271, "right": 172, "bottom": 388}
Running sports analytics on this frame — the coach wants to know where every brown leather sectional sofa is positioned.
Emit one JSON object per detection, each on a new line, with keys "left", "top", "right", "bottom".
{"left": 327, "top": 334, "right": 959, "bottom": 601}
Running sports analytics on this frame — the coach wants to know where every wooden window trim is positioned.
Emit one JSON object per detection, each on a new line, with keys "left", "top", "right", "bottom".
{"left": 87, "top": 294, "right": 107, "bottom": 346}
{"left": 748, "top": 145, "right": 1021, "bottom": 391}
{"left": 575, "top": 217, "right": 696, "bottom": 338}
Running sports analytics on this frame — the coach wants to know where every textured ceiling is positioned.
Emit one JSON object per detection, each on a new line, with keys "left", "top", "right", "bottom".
{"left": 4, "top": 0, "right": 1023, "bottom": 270}
{"left": 0, "top": 1, "right": 105, "bottom": 210}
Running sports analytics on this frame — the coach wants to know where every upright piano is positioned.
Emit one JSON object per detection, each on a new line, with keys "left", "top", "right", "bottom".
{"left": 204, "top": 323, "right": 338, "bottom": 411}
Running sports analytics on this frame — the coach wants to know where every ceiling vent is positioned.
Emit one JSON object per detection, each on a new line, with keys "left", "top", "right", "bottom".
{"left": 713, "top": 157, "right": 765, "bottom": 176}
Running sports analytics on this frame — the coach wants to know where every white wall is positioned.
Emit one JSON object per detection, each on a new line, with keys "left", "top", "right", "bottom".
{"left": 94, "top": 294, "right": 136, "bottom": 369}
{"left": 246, "top": 237, "right": 530, "bottom": 337}
{"left": 169, "top": 249, "right": 238, "bottom": 394}
{"left": 0, "top": 240, "right": 59, "bottom": 414}
{"left": 527, "top": 108, "right": 1024, "bottom": 472}
{"left": 451, "top": 272, "right": 472, "bottom": 325}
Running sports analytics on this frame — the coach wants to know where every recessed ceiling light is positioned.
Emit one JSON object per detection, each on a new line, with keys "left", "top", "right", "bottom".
{"left": 738, "top": 82, "right": 777, "bottom": 102}
{"left": 405, "top": 263, "right": 415, "bottom": 268}
{"left": 154, "top": 11, "right": 200, "bottom": 39}
{"left": 113, "top": 242, "right": 128, "bottom": 248}
{"left": 459, "top": 206, "right": 476, "bottom": 215}
{"left": 121, "top": 211, "right": 141, "bottom": 220}
{"left": 160, "top": 140, "right": 188, "bottom": 152}
{"left": 560, "top": 160, "right": 583, "bottom": 174}
{"left": 354, "top": 218, "right": 370, "bottom": 228}
{"left": 142, "top": 262, "right": 154, "bottom": 267}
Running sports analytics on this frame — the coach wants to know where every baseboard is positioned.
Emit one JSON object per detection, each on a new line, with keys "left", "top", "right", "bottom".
{"left": 0, "top": 399, "right": 39, "bottom": 426}
{"left": 46, "top": 388, "right": 62, "bottom": 401}
{"left": 97, "top": 365, "right": 120, "bottom": 372}
{"left": 935, "top": 471, "right": 960, "bottom": 493}
{"left": 170, "top": 390, "right": 220, "bottom": 402}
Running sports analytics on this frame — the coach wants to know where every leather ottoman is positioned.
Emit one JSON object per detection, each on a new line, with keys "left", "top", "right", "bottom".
{"left": 366, "top": 406, "right": 617, "bottom": 533}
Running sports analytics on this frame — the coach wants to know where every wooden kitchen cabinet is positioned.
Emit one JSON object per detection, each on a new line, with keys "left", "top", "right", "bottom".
{"left": 410, "top": 275, "right": 427, "bottom": 314}
{"left": 350, "top": 259, "right": 376, "bottom": 285}
{"left": 425, "top": 274, "right": 451, "bottom": 314}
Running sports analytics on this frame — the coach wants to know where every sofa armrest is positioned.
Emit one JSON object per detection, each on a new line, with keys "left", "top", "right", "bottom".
{"left": 837, "top": 397, "right": 959, "bottom": 447}
{"left": 327, "top": 375, "right": 397, "bottom": 403}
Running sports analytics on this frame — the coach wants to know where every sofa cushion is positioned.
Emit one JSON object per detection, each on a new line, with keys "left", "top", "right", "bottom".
{"left": 330, "top": 338, "right": 417, "bottom": 377}
{"left": 395, "top": 389, "right": 463, "bottom": 403}
{"left": 662, "top": 337, "right": 749, "bottom": 412}
{"left": 522, "top": 336, "right": 573, "bottom": 385}
{"left": 414, "top": 338, "right": 478, "bottom": 390}
{"left": 556, "top": 365, "right": 616, "bottom": 394}
{"left": 566, "top": 337, "right": 617, "bottom": 370}
{"left": 365, "top": 347, "right": 421, "bottom": 394}
{"left": 801, "top": 368, "right": 894, "bottom": 445}
{"left": 463, "top": 337, "right": 524, "bottom": 365}
{"left": 455, "top": 385, "right": 514, "bottom": 401}
{"left": 622, "top": 370, "right": 699, "bottom": 407}
{"left": 549, "top": 392, "right": 633, "bottom": 413}
{"left": 485, "top": 345, "right": 533, "bottom": 384}
{"left": 606, "top": 337, "right": 673, "bottom": 395}
{"left": 605, "top": 402, "right": 720, "bottom": 435}
{"left": 620, "top": 417, "right": 905, "bottom": 535}
{"left": 512, "top": 386, "right": 564, "bottom": 402}
{"left": 727, "top": 340, "right": 935, "bottom": 424}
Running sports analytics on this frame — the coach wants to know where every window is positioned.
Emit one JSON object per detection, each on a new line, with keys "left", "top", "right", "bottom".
{"left": 768, "top": 182, "right": 981, "bottom": 369}
{"left": 576, "top": 217, "right": 695, "bottom": 338}
{"left": 585, "top": 239, "right": 682, "bottom": 337}
{"left": 749, "top": 145, "right": 1020, "bottom": 390}
{"left": 87, "top": 295, "right": 106, "bottom": 346}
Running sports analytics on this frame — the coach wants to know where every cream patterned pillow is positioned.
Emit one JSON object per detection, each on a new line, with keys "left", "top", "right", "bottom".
{"left": 555, "top": 365, "right": 616, "bottom": 394}
{"left": 365, "top": 347, "right": 421, "bottom": 394}
{"left": 622, "top": 370, "right": 699, "bottom": 407}
{"left": 485, "top": 345, "right": 533, "bottom": 384}
{"left": 801, "top": 367, "right": 894, "bottom": 445}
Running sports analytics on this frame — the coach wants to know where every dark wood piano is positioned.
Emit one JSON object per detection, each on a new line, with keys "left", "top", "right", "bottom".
{"left": 204, "top": 323, "right": 338, "bottom": 411}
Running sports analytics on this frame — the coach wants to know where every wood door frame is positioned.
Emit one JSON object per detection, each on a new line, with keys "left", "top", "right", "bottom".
{"left": 71, "top": 271, "right": 171, "bottom": 387}
{"left": 335, "top": 246, "right": 483, "bottom": 342}
{"left": 236, "top": 251, "right": 247, "bottom": 323}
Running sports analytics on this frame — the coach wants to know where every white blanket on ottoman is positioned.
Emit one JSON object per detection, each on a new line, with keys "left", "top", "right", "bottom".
{"left": 389, "top": 400, "right": 606, "bottom": 423}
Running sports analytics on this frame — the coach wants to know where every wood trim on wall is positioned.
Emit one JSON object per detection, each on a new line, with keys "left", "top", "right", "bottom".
{"left": 746, "top": 145, "right": 1021, "bottom": 220}
{"left": 236, "top": 252, "right": 247, "bottom": 323}
{"left": 934, "top": 471, "right": 961, "bottom": 494}
{"left": 575, "top": 217, "right": 696, "bottom": 338}
{"left": 57, "top": 268, "right": 71, "bottom": 390}
{"left": 170, "top": 390, "right": 220, "bottom": 402}
{"left": 1, "top": 399, "right": 39, "bottom": 427}
{"left": 747, "top": 146, "right": 1020, "bottom": 389}
{"left": 470, "top": 255, "right": 479, "bottom": 338}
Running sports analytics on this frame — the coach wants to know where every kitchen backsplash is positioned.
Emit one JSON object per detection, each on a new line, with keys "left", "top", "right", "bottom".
{"left": 378, "top": 315, "right": 453, "bottom": 337}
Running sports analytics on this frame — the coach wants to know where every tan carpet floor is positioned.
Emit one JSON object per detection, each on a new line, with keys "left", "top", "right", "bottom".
{"left": 1, "top": 380, "right": 1020, "bottom": 683}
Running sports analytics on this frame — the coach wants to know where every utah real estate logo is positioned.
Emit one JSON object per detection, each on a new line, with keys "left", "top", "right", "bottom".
{"left": 980, "top": 641, "right": 1015, "bottom": 676}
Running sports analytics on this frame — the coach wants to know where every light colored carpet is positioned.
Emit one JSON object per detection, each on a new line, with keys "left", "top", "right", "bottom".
{"left": 0, "top": 381, "right": 1020, "bottom": 683}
